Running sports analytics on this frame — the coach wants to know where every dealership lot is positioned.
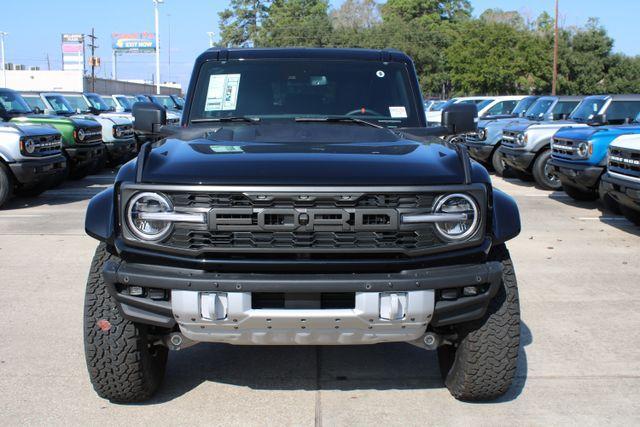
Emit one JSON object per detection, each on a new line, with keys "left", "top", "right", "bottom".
{"left": 0, "top": 171, "right": 639, "bottom": 425}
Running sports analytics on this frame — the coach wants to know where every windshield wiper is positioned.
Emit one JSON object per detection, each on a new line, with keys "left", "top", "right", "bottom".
{"left": 191, "top": 116, "right": 260, "bottom": 123}
{"left": 294, "top": 116, "right": 383, "bottom": 129}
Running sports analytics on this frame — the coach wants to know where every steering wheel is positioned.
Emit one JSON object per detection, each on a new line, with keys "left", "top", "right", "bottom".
{"left": 345, "top": 108, "right": 383, "bottom": 117}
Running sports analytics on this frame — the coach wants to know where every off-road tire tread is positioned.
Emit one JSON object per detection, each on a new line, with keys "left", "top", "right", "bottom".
{"left": 83, "top": 243, "right": 167, "bottom": 402}
{"left": 442, "top": 244, "right": 521, "bottom": 401}
{"left": 0, "top": 163, "right": 13, "bottom": 208}
{"left": 491, "top": 147, "right": 505, "bottom": 176}
{"left": 532, "top": 149, "right": 561, "bottom": 190}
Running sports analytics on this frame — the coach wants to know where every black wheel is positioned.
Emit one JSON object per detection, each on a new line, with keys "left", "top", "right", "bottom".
{"left": 532, "top": 149, "right": 561, "bottom": 190}
{"left": 84, "top": 244, "right": 168, "bottom": 402}
{"left": 437, "top": 244, "right": 521, "bottom": 401}
{"left": 620, "top": 205, "right": 640, "bottom": 226}
{"left": 491, "top": 147, "right": 506, "bottom": 176}
{"left": 562, "top": 184, "right": 598, "bottom": 201}
{"left": 0, "top": 163, "right": 13, "bottom": 208}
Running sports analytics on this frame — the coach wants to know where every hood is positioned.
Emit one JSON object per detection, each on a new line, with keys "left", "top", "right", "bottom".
{"left": 139, "top": 123, "right": 469, "bottom": 186}
{"left": 0, "top": 122, "right": 59, "bottom": 137}
{"left": 69, "top": 116, "right": 102, "bottom": 128}
{"left": 553, "top": 126, "right": 607, "bottom": 141}
{"left": 101, "top": 112, "right": 134, "bottom": 122}
{"left": 506, "top": 120, "right": 578, "bottom": 133}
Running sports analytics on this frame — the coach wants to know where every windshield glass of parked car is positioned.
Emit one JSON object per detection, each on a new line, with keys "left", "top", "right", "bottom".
{"left": 604, "top": 101, "right": 640, "bottom": 124}
{"left": 189, "top": 59, "right": 421, "bottom": 127}
{"left": 23, "top": 96, "right": 47, "bottom": 112}
{"left": 151, "top": 95, "right": 178, "bottom": 110}
{"left": 570, "top": 97, "right": 607, "bottom": 122}
{"left": 115, "top": 96, "right": 133, "bottom": 111}
{"left": 44, "top": 95, "right": 75, "bottom": 114}
{"left": 511, "top": 98, "right": 537, "bottom": 116}
{"left": 551, "top": 100, "right": 580, "bottom": 117}
{"left": 86, "top": 94, "right": 113, "bottom": 112}
{"left": 64, "top": 95, "right": 92, "bottom": 113}
{"left": 525, "top": 98, "right": 555, "bottom": 120}
{"left": 0, "top": 91, "right": 32, "bottom": 114}
{"left": 102, "top": 97, "right": 116, "bottom": 109}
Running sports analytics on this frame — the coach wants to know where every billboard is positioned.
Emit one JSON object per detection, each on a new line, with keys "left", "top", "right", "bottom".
{"left": 61, "top": 34, "right": 84, "bottom": 72}
{"left": 111, "top": 32, "right": 156, "bottom": 53}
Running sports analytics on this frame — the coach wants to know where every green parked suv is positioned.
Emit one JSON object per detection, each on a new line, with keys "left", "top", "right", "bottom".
{"left": 0, "top": 89, "right": 105, "bottom": 179}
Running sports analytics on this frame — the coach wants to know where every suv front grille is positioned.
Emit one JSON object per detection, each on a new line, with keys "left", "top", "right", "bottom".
{"left": 80, "top": 127, "right": 102, "bottom": 144}
{"left": 609, "top": 146, "right": 640, "bottom": 179}
{"left": 552, "top": 138, "right": 580, "bottom": 160}
{"left": 120, "top": 186, "right": 487, "bottom": 257}
{"left": 501, "top": 130, "right": 521, "bottom": 148}
{"left": 25, "top": 134, "right": 62, "bottom": 156}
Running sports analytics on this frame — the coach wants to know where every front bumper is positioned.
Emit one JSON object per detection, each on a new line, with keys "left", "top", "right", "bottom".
{"left": 8, "top": 155, "right": 67, "bottom": 186}
{"left": 102, "top": 260, "right": 503, "bottom": 345}
{"left": 601, "top": 172, "right": 640, "bottom": 212}
{"left": 549, "top": 159, "right": 604, "bottom": 190}
{"left": 498, "top": 146, "right": 536, "bottom": 172}
{"left": 464, "top": 142, "right": 494, "bottom": 162}
{"left": 64, "top": 143, "right": 104, "bottom": 169}
{"left": 104, "top": 138, "right": 136, "bottom": 161}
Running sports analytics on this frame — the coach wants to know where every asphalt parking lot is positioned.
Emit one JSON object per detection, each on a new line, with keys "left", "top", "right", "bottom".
{"left": 0, "top": 171, "right": 639, "bottom": 425}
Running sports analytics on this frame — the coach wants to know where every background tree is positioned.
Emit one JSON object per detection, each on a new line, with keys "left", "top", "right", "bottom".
{"left": 330, "top": 0, "right": 380, "bottom": 30}
{"left": 218, "top": 0, "right": 271, "bottom": 47}
{"left": 480, "top": 8, "right": 526, "bottom": 30}
{"left": 256, "top": 0, "right": 333, "bottom": 47}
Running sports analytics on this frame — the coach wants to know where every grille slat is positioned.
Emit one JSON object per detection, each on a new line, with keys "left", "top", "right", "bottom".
{"left": 609, "top": 147, "right": 640, "bottom": 178}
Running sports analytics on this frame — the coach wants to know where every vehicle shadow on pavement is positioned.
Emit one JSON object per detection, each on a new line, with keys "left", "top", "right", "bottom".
{"left": 143, "top": 322, "right": 532, "bottom": 405}
{"left": 2, "top": 172, "right": 114, "bottom": 210}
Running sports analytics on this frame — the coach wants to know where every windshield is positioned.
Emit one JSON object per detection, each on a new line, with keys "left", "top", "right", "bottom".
{"left": 526, "top": 98, "right": 555, "bottom": 120}
{"left": 604, "top": 101, "right": 640, "bottom": 124}
{"left": 151, "top": 95, "right": 177, "bottom": 110}
{"left": 432, "top": 99, "right": 454, "bottom": 112}
{"left": 102, "top": 97, "right": 116, "bottom": 109}
{"left": 512, "top": 97, "right": 537, "bottom": 116}
{"left": 475, "top": 99, "right": 494, "bottom": 111}
{"left": 64, "top": 95, "right": 91, "bottom": 113}
{"left": 570, "top": 97, "right": 607, "bottom": 122}
{"left": 115, "top": 96, "right": 133, "bottom": 111}
{"left": 44, "top": 95, "right": 75, "bottom": 114}
{"left": 23, "top": 96, "right": 47, "bottom": 112}
{"left": 136, "top": 95, "right": 148, "bottom": 102}
{"left": 172, "top": 96, "right": 185, "bottom": 108}
{"left": 552, "top": 100, "right": 579, "bottom": 116}
{"left": 189, "top": 59, "right": 421, "bottom": 127}
{"left": 86, "top": 94, "right": 112, "bottom": 111}
{"left": 0, "top": 91, "right": 32, "bottom": 114}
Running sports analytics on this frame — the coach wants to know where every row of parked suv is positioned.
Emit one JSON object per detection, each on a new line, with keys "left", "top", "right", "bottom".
{"left": 461, "top": 94, "right": 640, "bottom": 226}
{"left": 0, "top": 89, "right": 184, "bottom": 207}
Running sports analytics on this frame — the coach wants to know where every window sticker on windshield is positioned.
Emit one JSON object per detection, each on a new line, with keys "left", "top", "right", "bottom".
{"left": 210, "top": 145, "right": 244, "bottom": 153}
{"left": 204, "top": 74, "right": 241, "bottom": 111}
{"left": 389, "top": 106, "right": 407, "bottom": 118}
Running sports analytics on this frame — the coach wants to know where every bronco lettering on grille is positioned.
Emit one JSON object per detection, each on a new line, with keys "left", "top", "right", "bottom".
{"left": 208, "top": 208, "right": 399, "bottom": 232}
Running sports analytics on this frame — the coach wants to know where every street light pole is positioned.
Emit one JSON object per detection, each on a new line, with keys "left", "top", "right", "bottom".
{"left": 153, "top": 0, "right": 163, "bottom": 94}
{"left": 552, "top": 0, "right": 559, "bottom": 95}
{"left": 207, "top": 31, "right": 215, "bottom": 48}
{"left": 0, "top": 32, "right": 8, "bottom": 88}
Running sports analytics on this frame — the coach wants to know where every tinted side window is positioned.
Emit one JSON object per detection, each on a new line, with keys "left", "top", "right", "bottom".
{"left": 487, "top": 101, "right": 517, "bottom": 116}
{"left": 606, "top": 101, "right": 640, "bottom": 124}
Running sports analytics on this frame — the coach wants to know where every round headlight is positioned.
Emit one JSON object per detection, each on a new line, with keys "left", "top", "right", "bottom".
{"left": 77, "top": 129, "right": 86, "bottom": 141}
{"left": 114, "top": 127, "right": 124, "bottom": 138}
{"left": 516, "top": 133, "right": 526, "bottom": 144}
{"left": 126, "top": 192, "right": 173, "bottom": 241}
{"left": 577, "top": 142, "right": 590, "bottom": 158}
{"left": 433, "top": 194, "right": 480, "bottom": 242}
{"left": 23, "top": 139, "right": 36, "bottom": 154}
{"left": 477, "top": 128, "right": 487, "bottom": 141}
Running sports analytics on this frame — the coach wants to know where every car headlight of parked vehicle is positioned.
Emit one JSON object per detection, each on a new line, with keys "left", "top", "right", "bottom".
{"left": 577, "top": 142, "right": 592, "bottom": 159}
{"left": 76, "top": 128, "right": 86, "bottom": 142}
{"left": 477, "top": 128, "right": 487, "bottom": 141}
{"left": 126, "top": 192, "right": 206, "bottom": 241}
{"left": 516, "top": 132, "right": 527, "bottom": 145}
{"left": 22, "top": 138, "right": 36, "bottom": 154}
{"left": 432, "top": 193, "right": 480, "bottom": 242}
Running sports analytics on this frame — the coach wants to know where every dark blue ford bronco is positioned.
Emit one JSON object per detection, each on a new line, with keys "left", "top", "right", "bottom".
{"left": 83, "top": 48, "right": 522, "bottom": 402}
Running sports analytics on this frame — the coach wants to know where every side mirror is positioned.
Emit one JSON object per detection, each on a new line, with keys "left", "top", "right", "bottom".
{"left": 133, "top": 101, "right": 167, "bottom": 134}
{"left": 88, "top": 106, "right": 100, "bottom": 115}
{"left": 44, "top": 108, "right": 56, "bottom": 115}
{"left": 441, "top": 103, "right": 477, "bottom": 135}
{"left": 32, "top": 107, "right": 43, "bottom": 114}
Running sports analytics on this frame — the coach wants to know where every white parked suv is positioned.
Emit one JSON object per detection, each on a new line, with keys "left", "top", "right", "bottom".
{"left": 0, "top": 122, "right": 67, "bottom": 207}
{"left": 426, "top": 96, "right": 525, "bottom": 126}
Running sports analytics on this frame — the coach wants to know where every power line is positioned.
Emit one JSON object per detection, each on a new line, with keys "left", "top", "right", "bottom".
{"left": 87, "top": 28, "right": 98, "bottom": 92}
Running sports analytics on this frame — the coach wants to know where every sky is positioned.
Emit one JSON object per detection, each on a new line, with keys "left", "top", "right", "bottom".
{"left": 0, "top": 0, "right": 637, "bottom": 92}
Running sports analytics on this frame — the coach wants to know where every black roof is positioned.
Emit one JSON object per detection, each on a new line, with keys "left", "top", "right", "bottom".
{"left": 196, "top": 47, "right": 414, "bottom": 65}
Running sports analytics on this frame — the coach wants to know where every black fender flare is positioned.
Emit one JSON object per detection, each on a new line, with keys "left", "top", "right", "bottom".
{"left": 491, "top": 188, "right": 521, "bottom": 245}
{"left": 85, "top": 187, "right": 116, "bottom": 243}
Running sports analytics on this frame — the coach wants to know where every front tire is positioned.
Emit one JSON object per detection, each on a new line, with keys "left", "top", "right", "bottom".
{"left": 491, "top": 147, "right": 506, "bottom": 176}
{"left": 84, "top": 244, "right": 168, "bottom": 402}
{"left": 532, "top": 149, "right": 561, "bottom": 190}
{"left": 437, "top": 244, "right": 521, "bottom": 401}
{"left": 0, "top": 163, "right": 13, "bottom": 208}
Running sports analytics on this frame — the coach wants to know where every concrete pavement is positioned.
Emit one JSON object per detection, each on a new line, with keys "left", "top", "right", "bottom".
{"left": 0, "top": 172, "right": 639, "bottom": 426}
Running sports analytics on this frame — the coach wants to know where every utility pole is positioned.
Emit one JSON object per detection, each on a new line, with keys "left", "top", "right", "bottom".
{"left": 46, "top": 53, "right": 51, "bottom": 71}
{"left": 207, "top": 31, "right": 215, "bottom": 48}
{"left": 0, "top": 32, "right": 8, "bottom": 88}
{"left": 552, "top": 0, "right": 559, "bottom": 95}
{"left": 153, "top": 0, "right": 163, "bottom": 95}
{"left": 167, "top": 13, "right": 171, "bottom": 83}
{"left": 87, "top": 28, "right": 98, "bottom": 92}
